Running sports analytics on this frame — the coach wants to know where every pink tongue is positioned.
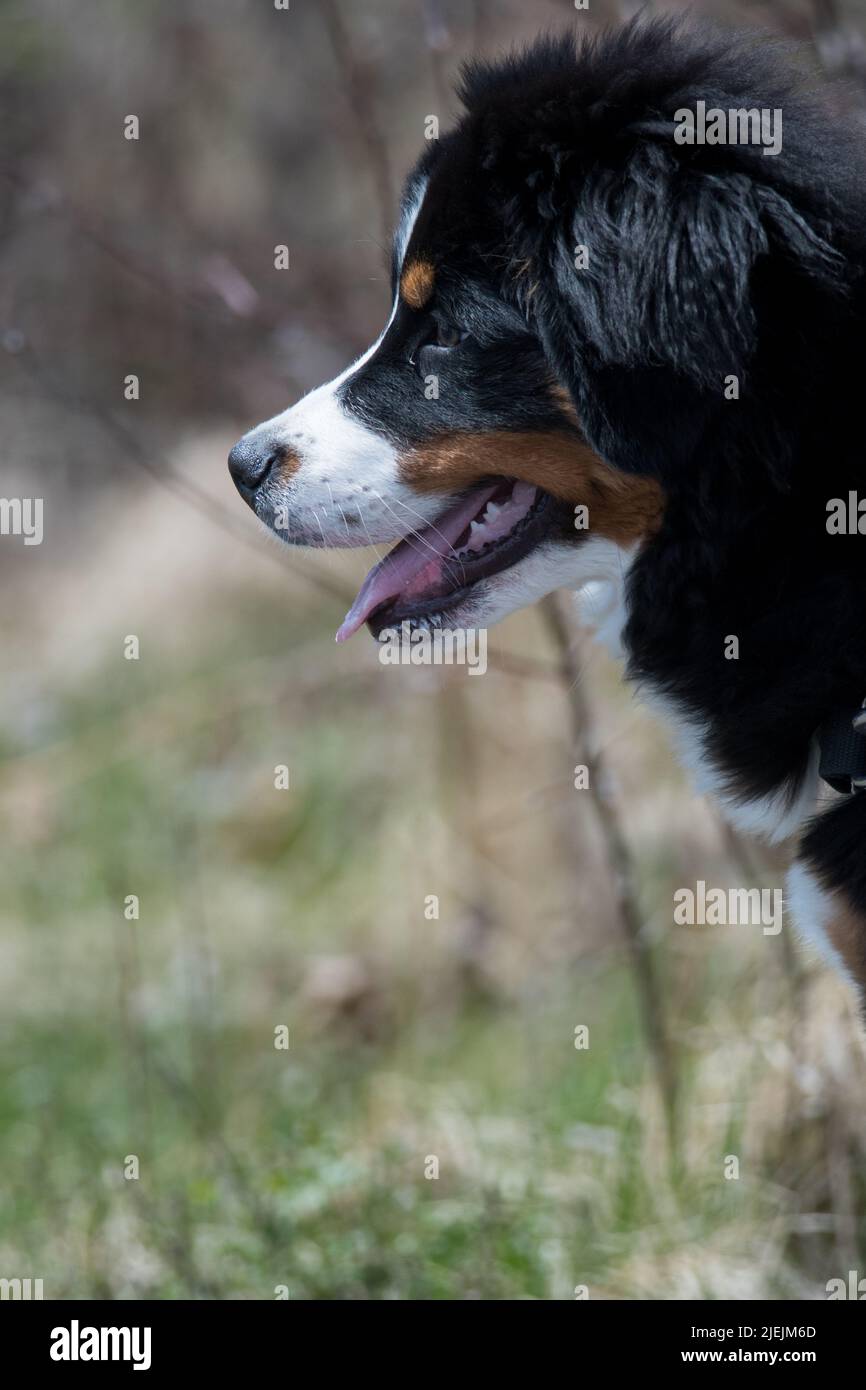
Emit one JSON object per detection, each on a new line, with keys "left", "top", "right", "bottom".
{"left": 335, "top": 483, "right": 500, "bottom": 642}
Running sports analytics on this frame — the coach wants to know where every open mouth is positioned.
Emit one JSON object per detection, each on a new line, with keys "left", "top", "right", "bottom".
{"left": 336, "top": 477, "right": 558, "bottom": 641}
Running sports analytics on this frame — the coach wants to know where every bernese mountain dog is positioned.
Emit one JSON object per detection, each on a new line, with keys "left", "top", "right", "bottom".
{"left": 228, "top": 19, "right": 866, "bottom": 1005}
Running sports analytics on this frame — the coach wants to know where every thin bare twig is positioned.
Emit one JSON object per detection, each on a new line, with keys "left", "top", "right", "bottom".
{"left": 541, "top": 593, "right": 678, "bottom": 1157}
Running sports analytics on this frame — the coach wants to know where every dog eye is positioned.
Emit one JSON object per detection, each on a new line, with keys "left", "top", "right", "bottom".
{"left": 417, "top": 322, "right": 467, "bottom": 353}
{"left": 411, "top": 322, "right": 468, "bottom": 369}
{"left": 435, "top": 322, "right": 465, "bottom": 349}
{"left": 410, "top": 321, "right": 469, "bottom": 372}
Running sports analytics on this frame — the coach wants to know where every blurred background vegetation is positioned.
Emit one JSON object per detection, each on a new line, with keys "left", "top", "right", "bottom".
{"left": 2, "top": 0, "right": 866, "bottom": 1300}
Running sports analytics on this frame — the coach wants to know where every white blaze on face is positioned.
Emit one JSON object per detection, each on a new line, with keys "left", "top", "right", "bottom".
{"left": 247, "top": 176, "right": 440, "bottom": 548}
{"left": 251, "top": 386, "right": 433, "bottom": 548}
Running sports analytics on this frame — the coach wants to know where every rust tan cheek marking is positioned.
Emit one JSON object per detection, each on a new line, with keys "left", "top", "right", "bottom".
{"left": 399, "top": 431, "right": 665, "bottom": 544}
{"left": 400, "top": 259, "right": 435, "bottom": 311}
{"left": 274, "top": 445, "right": 301, "bottom": 484}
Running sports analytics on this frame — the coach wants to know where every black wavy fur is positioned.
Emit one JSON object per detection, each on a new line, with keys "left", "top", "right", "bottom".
{"left": 411, "top": 17, "right": 866, "bottom": 918}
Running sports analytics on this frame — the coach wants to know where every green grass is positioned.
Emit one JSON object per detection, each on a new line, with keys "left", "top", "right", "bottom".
{"left": 1, "top": 566, "right": 865, "bottom": 1300}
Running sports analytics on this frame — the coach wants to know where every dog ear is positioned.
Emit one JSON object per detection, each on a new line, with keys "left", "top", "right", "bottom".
{"left": 524, "top": 138, "right": 848, "bottom": 478}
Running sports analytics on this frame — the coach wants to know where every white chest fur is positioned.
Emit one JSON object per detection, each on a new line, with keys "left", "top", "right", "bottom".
{"left": 574, "top": 548, "right": 819, "bottom": 845}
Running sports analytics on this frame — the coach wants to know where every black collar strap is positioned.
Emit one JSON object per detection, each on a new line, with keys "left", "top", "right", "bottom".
{"left": 818, "top": 700, "right": 866, "bottom": 794}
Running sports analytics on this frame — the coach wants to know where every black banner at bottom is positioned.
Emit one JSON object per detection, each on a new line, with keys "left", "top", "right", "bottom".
{"left": 0, "top": 1298, "right": 861, "bottom": 1374}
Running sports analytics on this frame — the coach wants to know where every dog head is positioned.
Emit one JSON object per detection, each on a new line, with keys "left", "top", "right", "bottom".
{"left": 229, "top": 18, "right": 857, "bottom": 642}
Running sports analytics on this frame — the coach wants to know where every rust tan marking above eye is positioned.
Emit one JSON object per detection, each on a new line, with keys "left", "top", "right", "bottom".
{"left": 399, "top": 430, "right": 665, "bottom": 544}
{"left": 400, "top": 259, "right": 436, "bottom": 311}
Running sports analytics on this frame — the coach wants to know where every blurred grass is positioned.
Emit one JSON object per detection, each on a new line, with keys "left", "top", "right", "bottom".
{"left": 1, "top": 443, "right": 865, "bottom": 1300}
{"left": 5, "top": 0, "right": 866, "bottom": 1303}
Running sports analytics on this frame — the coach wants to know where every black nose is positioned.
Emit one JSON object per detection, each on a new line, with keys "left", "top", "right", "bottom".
{"left": 228, "top": 437, "right": 279, "bottom": 500}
